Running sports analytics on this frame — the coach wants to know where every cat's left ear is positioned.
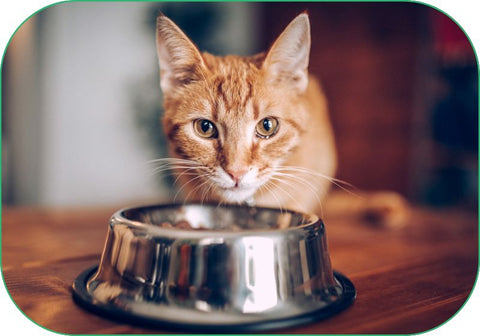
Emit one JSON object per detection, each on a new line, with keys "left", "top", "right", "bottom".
{"left": 263, "top": 13, "right": 311, "bottom": 93}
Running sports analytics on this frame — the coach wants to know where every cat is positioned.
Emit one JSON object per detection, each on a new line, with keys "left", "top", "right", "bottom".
{"left": 155, "top": 12, "right": 407, "bottom": 227}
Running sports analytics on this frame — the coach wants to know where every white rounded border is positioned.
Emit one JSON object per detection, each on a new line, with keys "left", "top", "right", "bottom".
{"left": 1, "top": 1, "right": 478, "bottom": 336}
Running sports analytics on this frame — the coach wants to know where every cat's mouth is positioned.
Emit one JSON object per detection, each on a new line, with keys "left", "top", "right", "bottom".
{"left": 216, "top": 185, "right": 257, "bottom": 203}
{"left": 222, "top": 185, "right": 246, "bottom": 191}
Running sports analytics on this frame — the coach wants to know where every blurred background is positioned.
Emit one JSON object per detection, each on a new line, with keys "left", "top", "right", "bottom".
{"left": 2, "top": 2, "right": 477, "bottom": 211}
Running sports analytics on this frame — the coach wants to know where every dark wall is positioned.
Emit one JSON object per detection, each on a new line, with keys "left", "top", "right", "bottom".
{"left": 258, "top": 2, "right": 477, "bottom": 208}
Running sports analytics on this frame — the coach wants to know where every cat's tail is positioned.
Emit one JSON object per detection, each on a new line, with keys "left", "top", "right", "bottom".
{"left": 322, "top": 189, "right": 410, "bottom": 228}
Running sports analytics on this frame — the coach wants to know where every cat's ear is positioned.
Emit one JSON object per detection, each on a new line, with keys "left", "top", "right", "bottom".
{"left": 263, "top": 13, "right": 311, "bottom": 93}
{"left": 156, "top": 14, "right": 206, "bottom": 94}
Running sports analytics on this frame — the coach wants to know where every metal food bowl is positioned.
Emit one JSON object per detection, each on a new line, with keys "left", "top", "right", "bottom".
{"left": 72, "top": 203, "right": 355, "bottom": 332}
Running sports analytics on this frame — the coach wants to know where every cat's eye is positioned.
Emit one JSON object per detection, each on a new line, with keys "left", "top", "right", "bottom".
{"left": 193, "top": 119, "right": 218, "bottom": 139}
{"left": 256, "top": 117, "right": 279, "bottom": 139}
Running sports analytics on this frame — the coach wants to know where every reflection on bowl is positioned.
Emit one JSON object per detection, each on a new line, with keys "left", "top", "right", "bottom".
{"left": 73, "top": 203, "right": 355, "bottom": 332}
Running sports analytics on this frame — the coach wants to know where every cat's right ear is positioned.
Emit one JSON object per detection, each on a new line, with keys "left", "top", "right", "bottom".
{"left": 156, "top": 14, "right": 206, "bottom": 95}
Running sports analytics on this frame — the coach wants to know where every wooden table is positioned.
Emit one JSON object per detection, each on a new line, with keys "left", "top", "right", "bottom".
{"left": 2, "top": 205, "right": 477, "bottom": 334}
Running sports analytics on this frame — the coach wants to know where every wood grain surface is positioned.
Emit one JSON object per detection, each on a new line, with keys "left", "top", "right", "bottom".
{"left": 2, "top": 205, "right": 477, "bottom": 334}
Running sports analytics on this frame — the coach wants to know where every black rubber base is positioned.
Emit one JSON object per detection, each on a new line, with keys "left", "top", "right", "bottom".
{"left": 72, "top": 265, "right": 355, "bottom": 333}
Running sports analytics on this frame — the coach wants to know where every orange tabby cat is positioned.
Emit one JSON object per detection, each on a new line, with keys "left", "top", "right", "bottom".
{"left": 155, "top": 13, "right": 407, "bottom": 226}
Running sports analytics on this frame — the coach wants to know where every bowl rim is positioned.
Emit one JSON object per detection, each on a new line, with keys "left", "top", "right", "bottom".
{"left": 110, "top": 202, "right": 322, "bottom": 239}
{"left": 72, "top": 265, "right": 355, "bottom": 332}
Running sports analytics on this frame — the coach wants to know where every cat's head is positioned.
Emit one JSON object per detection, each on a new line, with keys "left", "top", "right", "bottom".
{"left": 156, "top": 13, "right": 311, "bottom": 203}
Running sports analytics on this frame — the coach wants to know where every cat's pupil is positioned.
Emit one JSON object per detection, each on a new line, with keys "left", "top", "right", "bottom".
{"left": 201, "top": 120, "right": 212, "bottom": 133}
{"left": 263, "top": 118, "right": 273, "bottom": 131}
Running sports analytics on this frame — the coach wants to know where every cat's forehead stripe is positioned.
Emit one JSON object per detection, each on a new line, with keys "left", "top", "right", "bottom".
{"left": 215, "top": 76, "right": 251, "bottom": 113}
{"left": 207, "top": 60, "right": 257, "bottom": 118}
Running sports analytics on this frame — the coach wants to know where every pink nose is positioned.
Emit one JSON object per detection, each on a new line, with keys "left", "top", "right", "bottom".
{"left": 226, "top": 169, "right": 248, "bottom": 185}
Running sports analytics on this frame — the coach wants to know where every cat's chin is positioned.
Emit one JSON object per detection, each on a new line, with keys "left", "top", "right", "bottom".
{"left": 216, "top": 187, "right": 257, "bottom": 204}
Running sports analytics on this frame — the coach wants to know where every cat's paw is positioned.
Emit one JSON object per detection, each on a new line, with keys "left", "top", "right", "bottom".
{"left": 361, "top": 191, "right": 409, "bottom": 228}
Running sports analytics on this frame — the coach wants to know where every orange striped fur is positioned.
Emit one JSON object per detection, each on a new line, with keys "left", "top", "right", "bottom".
{"left": 155, "top": 13, "right": 337, "bottom": 214}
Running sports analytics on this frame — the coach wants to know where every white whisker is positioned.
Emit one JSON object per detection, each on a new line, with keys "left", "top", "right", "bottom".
{"left": 174, "top": 174, "right": 208, "bottom": 202}
{"left": 151, "top": 166, "right": 203, "bottom": 177}
{"left": 275, "top": 166, "right": 348, "bottom": 184}
{"left": 172, "top": 167, "right": 206, "bottom": 186}
{"left": 269, "top": 175, "right": 324, "bottom": 217}
{"left": 146, "top": 157, "right": 214, "bottom": 203}
{"left": 147, "top": 158, "right": 202, "bottom": 165}
{"left": 201, "top": 179, "right": 216, "bottom": 205}
{"left": 271, "top": 172, "right": 323, "bottom": 204}
{"left": 183, "top": 178, "right": 211, "bottom": 205}
{"left": 275, "top": 165, "right": 360, "bottom": 197}
{"left": 268, "top": 176, "right": 308, "bottom": 213}
{"left": 259, "top": 180, "right": 285, "bottom": 215}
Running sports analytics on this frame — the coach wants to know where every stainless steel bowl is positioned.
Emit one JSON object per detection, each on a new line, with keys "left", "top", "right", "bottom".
{"left": 72, "top": 203, "right": 355, "bottom": 332}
